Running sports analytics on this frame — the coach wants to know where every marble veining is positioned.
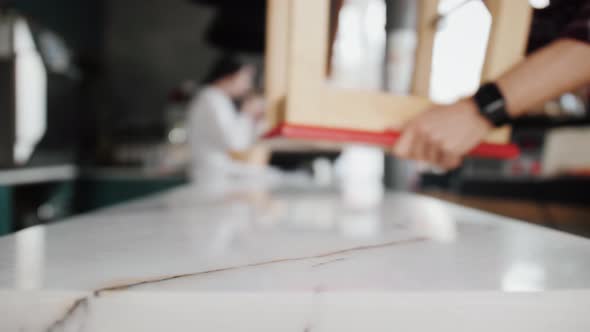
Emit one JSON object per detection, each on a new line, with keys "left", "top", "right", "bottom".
{"left": 99, "top": 236, "right": 427, "bottom": 293}
{"left": 46, "top": 237, "right": 426, "bottom": 331}
{"left": 1, "top": 184, "right": 590, "bottom": 331}
{"left": 47, "top": 296, "right": 90, "bottom": 332}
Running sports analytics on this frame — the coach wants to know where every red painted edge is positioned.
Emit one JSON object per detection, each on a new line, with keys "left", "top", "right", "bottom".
{"left": 263, "top": 123, "right": 520, "bottom": 160}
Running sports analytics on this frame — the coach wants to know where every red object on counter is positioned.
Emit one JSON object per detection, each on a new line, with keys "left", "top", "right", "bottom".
{"left": 264, "top": 123, "right": 521, "bottom": 160}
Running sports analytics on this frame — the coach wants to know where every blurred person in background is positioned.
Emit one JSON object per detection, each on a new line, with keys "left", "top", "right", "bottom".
{"left": 188, "top": 56, "right": 269, "bottom": 185}
{"left": 392, "top": 0, "right": 590, "bottom": 170}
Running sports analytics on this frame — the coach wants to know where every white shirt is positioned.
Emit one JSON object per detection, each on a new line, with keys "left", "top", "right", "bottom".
{"left": 187, "top": 86, "right": 261, "bottom": 181}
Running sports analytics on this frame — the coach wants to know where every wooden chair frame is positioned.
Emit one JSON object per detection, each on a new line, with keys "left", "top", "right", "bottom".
{"left": 264, "top": 0, "right": 532, "bottom": 157}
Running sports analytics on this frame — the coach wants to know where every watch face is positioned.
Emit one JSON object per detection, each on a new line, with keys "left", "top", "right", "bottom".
{"left": 485, "top": 99, "right": 505, "bottom": 115}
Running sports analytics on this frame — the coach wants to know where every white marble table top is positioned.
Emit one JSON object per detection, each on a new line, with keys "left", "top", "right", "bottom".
{"left": 1, "top": 184, "right": 590, "bottom": 331}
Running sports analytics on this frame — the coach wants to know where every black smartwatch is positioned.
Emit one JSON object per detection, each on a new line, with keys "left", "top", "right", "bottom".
{"left": 472, "top": 82, "right": 511, "bottom": 127}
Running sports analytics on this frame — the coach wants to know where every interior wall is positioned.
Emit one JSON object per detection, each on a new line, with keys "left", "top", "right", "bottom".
{"left": 102, "top": 0, "right": 220, "bottom": 134}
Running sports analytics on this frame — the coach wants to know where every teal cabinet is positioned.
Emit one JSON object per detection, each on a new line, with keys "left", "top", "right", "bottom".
{"left": 0, "top": 187, "right": 12, "bottom": 235}
{"left": 76, "top": 176, "right": 187, "bottom": 213}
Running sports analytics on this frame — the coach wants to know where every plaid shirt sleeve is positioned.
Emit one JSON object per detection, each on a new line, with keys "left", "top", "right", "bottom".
{"left": 562, "top": 1, "right": 590, "bottom": 44}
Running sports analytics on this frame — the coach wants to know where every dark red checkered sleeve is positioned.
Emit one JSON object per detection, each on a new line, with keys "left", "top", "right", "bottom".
{"left": 562, "top": 1, "right": 590, "bottom": 44}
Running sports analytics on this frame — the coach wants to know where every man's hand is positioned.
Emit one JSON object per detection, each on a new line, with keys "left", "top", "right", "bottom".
{"left": 392, "top": 99, "right": 493, "bottom": 170}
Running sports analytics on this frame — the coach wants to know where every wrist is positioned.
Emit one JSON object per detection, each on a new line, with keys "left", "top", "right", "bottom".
{"left": 462, "top": 98, "right": 494, "bottom": 130}
{"left": 472, "top": 82, "right": 512, "bottom": 127}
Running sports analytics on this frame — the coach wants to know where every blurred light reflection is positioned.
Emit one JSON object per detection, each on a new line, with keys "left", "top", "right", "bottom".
{"left": 502, "top": 262, "right": 546, "bottom": 291}
{"left": 15, "top": 226, "right": 46, "bottom": 290}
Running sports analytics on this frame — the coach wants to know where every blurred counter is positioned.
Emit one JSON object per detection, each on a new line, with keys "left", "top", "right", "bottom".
{"left": 0, "top": 166, "right": 187, "bottom": 236}
{"left": 0, "top": 164, "right": 77, "bottom": 187}
{"left": 0, "top": 164, "right": 78, "bottom": 235}
{"left": 0, "top": 185, "right": 590, "bottom": 330}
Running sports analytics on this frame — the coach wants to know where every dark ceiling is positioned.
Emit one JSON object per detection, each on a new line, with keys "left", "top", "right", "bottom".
{"left": 191, "top": 0, "right": 266, "bottom": 54}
